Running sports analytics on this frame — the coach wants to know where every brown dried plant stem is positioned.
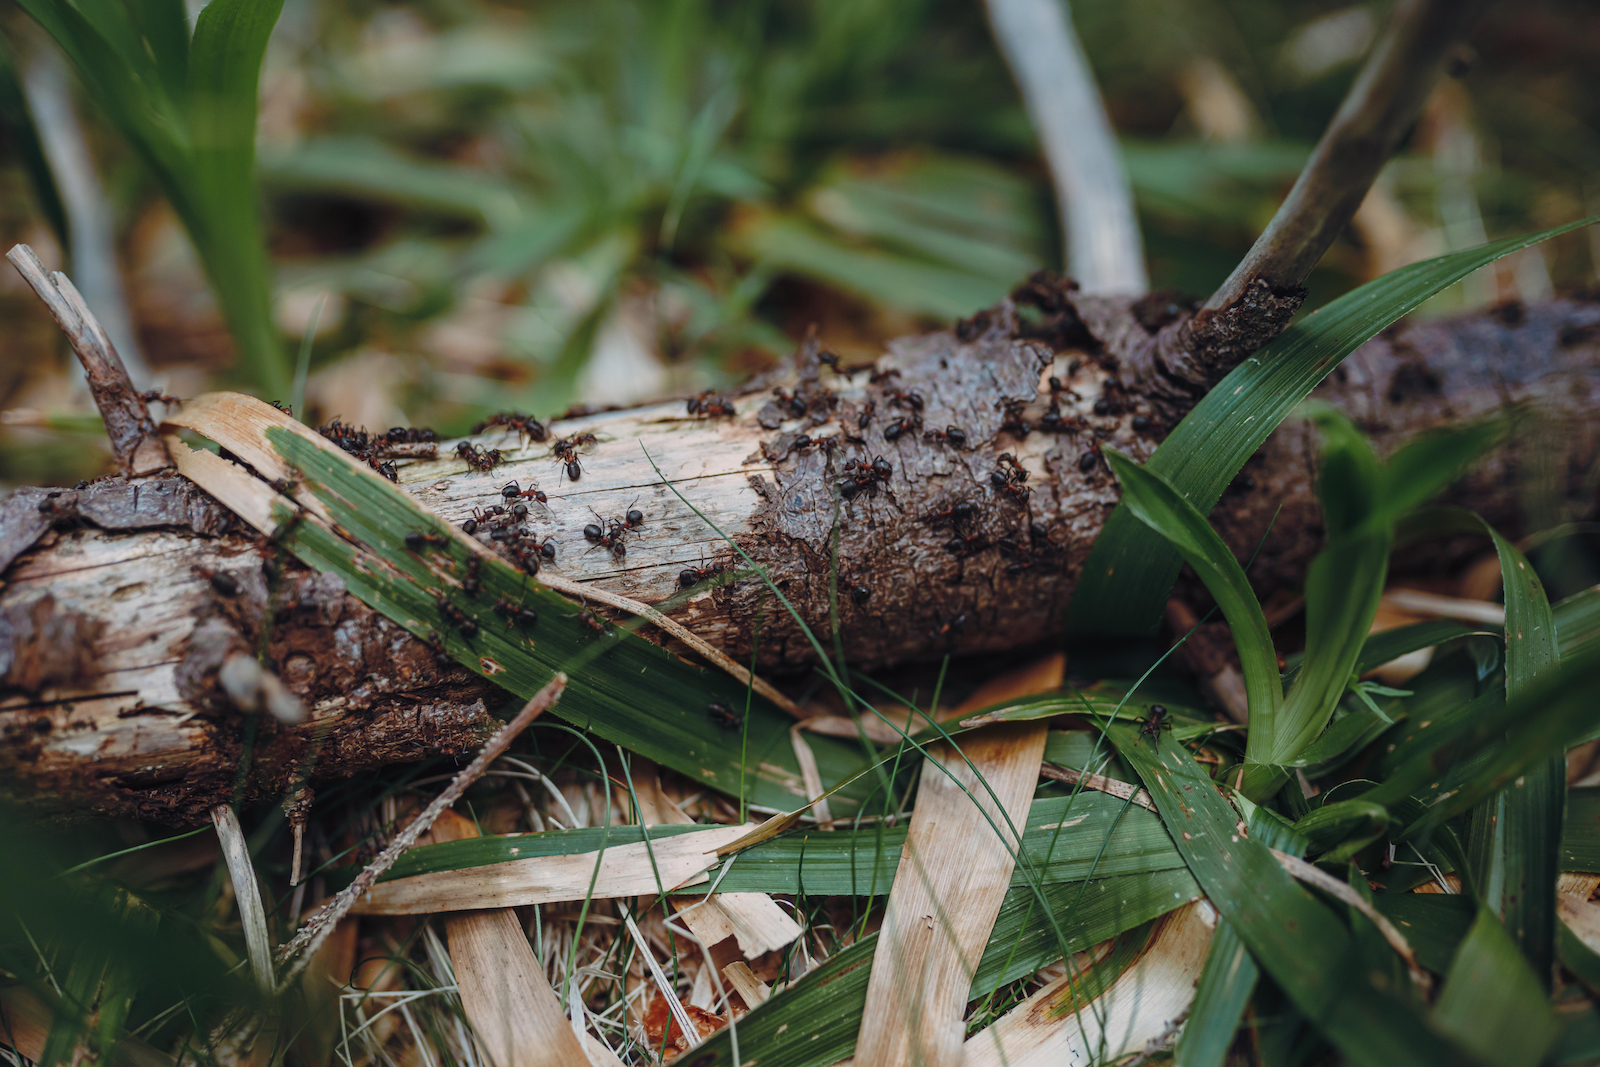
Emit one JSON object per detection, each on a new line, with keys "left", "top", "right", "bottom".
{"left": 274, "top": 675, "right": 567, "bottom": 981}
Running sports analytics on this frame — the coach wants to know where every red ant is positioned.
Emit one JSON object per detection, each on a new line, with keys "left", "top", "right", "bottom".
{"left": 922, "top": 425, "right": 968, "bottom": 449}
{"left": 495, "top": 598, "right": 538, "bottom": 629}
{"left": 583, "top": 510, "right": 629, "bottom": 560}
{"left": 772, "top": 388, "right": 807, "bottom": 418}
{"left": 840, "top": 455, "right": 893, "bottom": 500}
{"left": 436, "top": 596, "right": 479, "bottom": 639}
{"left": 501, "top": 480, "right": 548, "bottom": 504}
{"left": 551, "top": 433, "right": 596, "bottom": 482}
{"left": 997, "top": 398, "right": 1031, "bottom": 440}
{"left": 883, "top": 388, "right": 924, "bottom": 412}
{"left": 867, "top": 368, "right": 900, "bottom": 385}
{"left": 857, "top": 400, "right": 876, "bottom": 431}
{"left": 139, "top": 389, "right": 182, "bottom": 407}
{"left": 474, "top": 412, "right": 548, "bottom": 443}
{"left": 707, "top": 703, "right": 741, "bottom": 729}
{"left": 944, "top": 531, "right": 987, "bottom": 556}
{"left": 1135, "top": 704, "right": 1173, "bottom": 746}
{"left": 426, "top": 630, "right": 454, "bottom": 669}
{"left": 385, "top": 426, "right": 438, "bottom": 444}
{"left": 923, "top": 500, "right": 977, "bottom": 527}
{"left": 371, "top": 459, "right": 398, "bottom": 482}
{"left": 462, "top": 557, "right": 481, "bottom": 598}
{"left": 990, "top": 454, "right": 1032, "bottom": 504}
{"left": 405, "top": 531, "right": 451, "bottom": 552}
{"left": 1038, "top": 406, "right": 1086, "bottom": 435}
{"left": 678, "top": 560, "right": 728, "bottom": 590}
{"left": 686, "top": 391, "right": 737, "bottom": 418}
{"left": 456, "top": 441, "right": 503, "bottom": 473}
{"left": 882, "top": 415, "right": 922, "bottom": 442}
{"left": 574, "top": 607, "right": 612, "bottom": 636}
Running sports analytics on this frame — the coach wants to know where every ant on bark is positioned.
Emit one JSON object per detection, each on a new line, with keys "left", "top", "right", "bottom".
{"left": 551, "top": 433, "right": 597, "bottom": 482}
{"left": 686, "top": 391, "right": 737, "bottom": 418}
{"left": 501, "top": 480, "right": 548, "bottom": 504}
{"left": 474, "top": 412, "right": 548, "bottom": 444}
{"left": 678, "top": 560, "right": 728, "bottom": 590}
{"left": 882, "top": 414, "right": 922, "bottom": 442}
{"left": 840, "top": 455, "right": 893, "bottom": 500}
{"left": 997, "top": 398, "right": 1031, "bottom": 440}
{"left": 922, "top": 425, "right": 969, "bottom": 449}
{"left": 990, "top": 453, "right": 1032, "bottom": 505}
{"left": 456, "top": 441, "right": 503, "bottom": 473}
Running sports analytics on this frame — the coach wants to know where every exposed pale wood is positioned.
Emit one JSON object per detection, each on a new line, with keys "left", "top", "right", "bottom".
{"left": 1558, "top": 887, "right": 1600, "bottom": 955}
{"left": 350, "top": 823, "right": 750, "bottom": 914}
{"left": 963, "top": 901, "right": 1214, "bottom": 1067}
{"left": 721, "top": 961, "right": 770, "bottom": 1008}
{"left": 427, "top": 810, "right": 595, "bottom": 1067}
{"left": 853, "top": 720, "right": 1049, "bottom": 1066}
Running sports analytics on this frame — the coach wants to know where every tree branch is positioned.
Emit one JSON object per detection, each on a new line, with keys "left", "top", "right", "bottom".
{"left": 984, "top": 0, "right": 1146, "bottom": 295}
{"left": 1146, "top": 0, "right": 1487, "bottom": 402}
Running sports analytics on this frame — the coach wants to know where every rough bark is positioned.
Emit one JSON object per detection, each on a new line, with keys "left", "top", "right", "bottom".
{"left": 3, "top": 287, "right": 1598, "bottom": 824}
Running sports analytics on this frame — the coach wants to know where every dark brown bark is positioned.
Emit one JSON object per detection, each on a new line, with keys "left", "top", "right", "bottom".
{"left": 2, "top": 291, "right": 1598, "bottom": 825}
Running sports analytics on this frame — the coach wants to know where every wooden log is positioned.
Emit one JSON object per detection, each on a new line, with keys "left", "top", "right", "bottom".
{"left": 2, "top": 287, "right": 1598, "bottom": 824}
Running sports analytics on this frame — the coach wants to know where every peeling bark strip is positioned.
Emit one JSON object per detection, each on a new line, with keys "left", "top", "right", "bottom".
{"left": 2, "top": 292, "right": 1599, "bottom": 824}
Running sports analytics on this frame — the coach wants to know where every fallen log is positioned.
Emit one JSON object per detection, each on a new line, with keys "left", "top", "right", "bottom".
{"left": 2, "top": 282, "right": 1598, "bottom": 825}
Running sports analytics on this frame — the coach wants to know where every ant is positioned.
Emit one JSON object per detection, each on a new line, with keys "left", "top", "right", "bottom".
{"left": 372, "top": 459, "right": 398, "bottom": 482}
{"left": 850, "top": 585, "right": 871, "bottom": 605}
{"left": 583, "top": 509, "right": 628, "bottom": 560}
{"left": 426, "top": 630, "right": 454, "bottom": 670}
{"left": 267, "top": 400, "right": 293, "bottom": 414}
{"left": 436, "top": 596, "right": 479, "bottom": 639}
{"left": 501, "top": 480, "right": 548, "bottom": 504}
{"left": 678, "top": 561, "right": 727, "bottom": 590}
{"left": 551, "top": 433, "right": 597, "bottom": 482}
{"left": 990, "top": 454, "right": 1032, "bottom": 505}
{"left": 405, "top": 531, "right": 451, "bottom": 552}
{"left": 1038, "top": 406, "right": 1086, "bottom": 435}
{"left": 883, "top": 388, "right": 924, "bottom": 413}
{"left": 686, "top": 391, "right": 737, "bottom": 418}
{"left": 785, "top": 434, "right": 837, "bottom": 459}
{"left": 455, "top": 441, "right": 503, "bottom": 473}
{"left": 1135, "top": 704, "right": 1173, "bottom": 747}
{"left": 385, "top": 426, "right": 438, "bottom": 444}
{"left": 882, "top": 415, "right": 922, "bottom": 442}
{"left": 997, "top": 398, "right": 1031, "bottom": 440}
{"left": 772, "top": 388, "right": 808, "bottom": 418}
{"left": 1078, "top": 449, "right": 1102, "bottom": 474}
{"left": 923, "top": 499, "right": 977, "bottom": 527}
{"left": 474, "top": 412, "right": 548, "bottom": 443}
{"left": 508, "top": 538, "right": 552, "bottom": 575}
{"left": 922, "top": 425, "right": 968, "bottom": 449}
{"left": 192, "top": 566, "right": 240, "bottom": 597}
{"left": 867, "top": 368, "right": 901, "bottom": 385}
{"left": 817, "top": 350, "right": 841, "bottom": 372}
{"left": 139, "top": 389, "right": 182, "bottom": 407}
{"left": 575, "top": 607, "right": 612, "bottom": 636}
{"left": 944, "top": 532, "right": 986, "bottom": 556}
{"left": 857, "top": 399, "right": 876, "bottom": 431}
{"left": 707, "top": 703, "right": 742, "bottom": 730}
{"left": 1046, "top": 376, "right": 1081, "bottom": 404}
{"left": 462, "top": 557, "right": 481, "bottom": 598}
{"left": 840, "top": 455, "right": 893, "bottom": 501}
{"left": 495, "top": 598, "right": 538, "bottom": 629}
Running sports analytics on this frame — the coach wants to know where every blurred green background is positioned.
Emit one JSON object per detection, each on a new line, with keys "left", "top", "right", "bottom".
{"left": 2, "top": 0, "right": 1597, "bottom": 488}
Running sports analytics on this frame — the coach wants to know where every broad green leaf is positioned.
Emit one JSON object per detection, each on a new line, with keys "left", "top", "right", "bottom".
{"left": 1067, "top": 216, "right": 1599, "bottom": 641}
{"left": 1432, "top": 904, "right": 1557, "bottom": 1067}
{"left": 1103, "top": 449, "right": 1282, "bottom": 744}
{"left": 679, "top": 868, "right": 1200, "bottom": 1067}
{"left": 1113, "top": 722, "right": 1463, "bottom": 1067}
{"left": 1293, "top": 799, "right": 1391, "bottom": 856}
{"left": 1562, "top": 789, "right": 1600, "bottom": 873}
{"left": 263, "top": 427, "right": 860, "bottom": 813}
{"left": 259, "top": 138, "right": 527, "bottom": 226}
{"left": 1371, "top": 894, "right": 1475, "bottom": 977}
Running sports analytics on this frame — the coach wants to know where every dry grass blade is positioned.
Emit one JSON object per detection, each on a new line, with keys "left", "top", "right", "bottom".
{"left": 349, "top": 822, "right": 751, "bottom": 914}
{"left": 210, "top": 804, "right": 275, "bottom": 993}
{"left": 1040, "top": 764, "right": 1155, "bottom": 810}
{"left": 964, "top": 902, "right": 1214, "bottom": 1066}
{"left": 427, "top": 810, "right": 595, "bottom": 1067}
{"left": 854, "top": 721, "right": 1048, "bottom": 1066}
{"left": 275, "top": 675, "right": 567, "bottom": 975}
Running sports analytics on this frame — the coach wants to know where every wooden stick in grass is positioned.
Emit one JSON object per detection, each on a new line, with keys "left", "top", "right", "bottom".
{"left": 5, "top": 244, "right": 168, "bottom": 475}
{"left": 427, "top": 809, "right": 596, "bottom": 1067}
{"left": 274, "top": 674, "right": 566, "bottom": 978}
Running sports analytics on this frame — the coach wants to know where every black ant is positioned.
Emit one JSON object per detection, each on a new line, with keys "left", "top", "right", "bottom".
{"left": 997, "top": 398, "right": 1031, "bottom": 440}
{"left": 385, "top": 426, "right": 439, "bottom": 444}
{"left": 501, "top": 480, "right": 548, "bottom": 504}
{"left": 678, "top": 561, "right": 727, "bottom": 590}
{"left": 583, "top": 510, "right": 628, "bottom": 560}
{"left": 192, "top": 566, "right": 240, "bottom": 597}
{"left": 944, "top": 532, "right": 986, "bottom": 556}
{"left": 1135, "top": 705, "right": 1173, "bottom": 746}
{"left": 686, "top": 391, "right": 737, "bottom": 418}
{"left": 1046, "top": 376, "right": 1081, "bottom": 404}
{"left": 1079, "top": 449, "right": 1102, "bottom": 474}
{"left": 495, "top": 598, "right": 538, "bottom": 629}
{"left": 772, "top": 388, "right": 807, "bottom": 418}
{"left": 882, "top": 415, "right": 922, "bottom": 442}
{"left": 551, "top": 433, "right": 596, "bottom": 482}
{"left": 707, "top": 703, "right": 742, "bottom": 730}
{"left": 462, "top": 557, "right": 481, "bottom": 598}
{"left": 405, "top": 531, "right": 451, "bottom": 552}
{"left": 455, "top": 442, "right": 503, "bottom": 473}
{"left": 139, "top": 389, "right": 182, "bottom": 407}
{"left": 575, "top": 607, "right": 612, "bottom": 636}
{"left": 922, "top": 425, "right": 968, "bottom": 449}
{"left": 623, "top": 499, "right": 645, "bottom": 529}
{"left": 923, "top": 500, "right": 977, "bottom": 527}
{"left": 850, "top": 585, "right": 871, "bottom": 605}
{"left": 817, "top": 350, "right": 841, "bottom": 371}
{"left": 857, "top": 400, "right": 876, "bottom": 431}
{"left": 990, "top": 454, "right": 1032, "bottom": 505}
{"left": 840, "top": 455, "right": 893, "bottom": 500}
{"left": 436, "top": 597, "right": 479, "bottom": 639}
{"left": 475, "top": 412, "right": 548, "bottom": 443}
{"left": 1038, "top": 406, "right": 1087, "bottom": 435}
{"left": 883, "top": 388, "right": 924, "bottom": 413}
{"left": 867, "top": 368, "right": 900, "bottom": 385}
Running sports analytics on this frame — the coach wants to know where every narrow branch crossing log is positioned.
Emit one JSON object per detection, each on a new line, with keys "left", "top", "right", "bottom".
{"left": 2, "top": 285, "right": 1598, "bottom": 823}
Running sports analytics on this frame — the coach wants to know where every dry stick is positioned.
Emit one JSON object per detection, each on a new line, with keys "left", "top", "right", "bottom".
{"left": 274, "top": 674, "right": 567, "bottom": 980}
{"left": 6, "top": 243, "right": 168, "bottom": 475}
{"left": 984, "top": 0, "right": 1145, "bottom": 295}
{"left": 1179, "top": 0, "right": 1487, "bottom": 378}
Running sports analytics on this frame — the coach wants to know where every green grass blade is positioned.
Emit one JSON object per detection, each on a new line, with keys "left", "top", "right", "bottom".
{"left": 1175, "top": 919, "right": 1255, "bottom": 1067}
{"left": 1103, "top": 449, "right": 1282, "bottom": 741}
{"left": 187, "top": 0, "right": 288, "bottom": 399}
{"left": 1066, "top": 216, "right": 1599, "bottom": 641}
{"left": 1113, "top": 722, "right": 1462, "bottom": 1067}
{"left": 1431, "top": 904, "right": 1557, "bottom": 1067}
